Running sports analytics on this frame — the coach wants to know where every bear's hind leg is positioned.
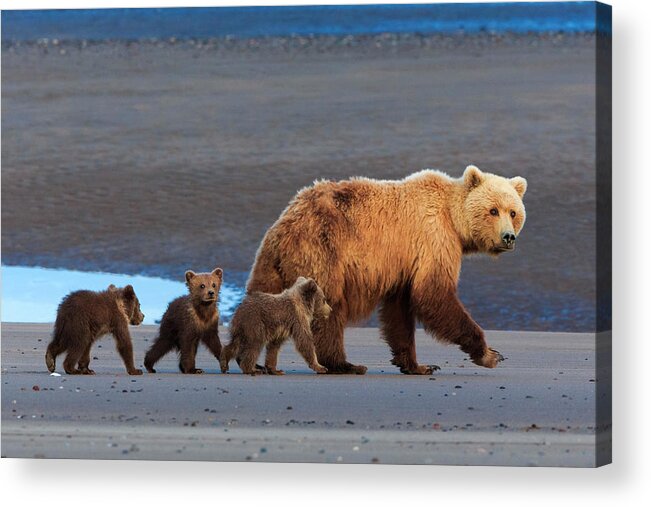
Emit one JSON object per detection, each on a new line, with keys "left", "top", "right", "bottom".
{"left": 379, "top": 291, "right": 439, "bottom": 375}
{"left": 238, "top": 345, "right": 264, "bottom": 375}
{"left": 77, "top": 342, "right": 95, "bottom": 375}
{"left": 144, "top": 335, "right": 176, "bottom": 373}
{"left": 45, "top": 339, "right": 65, "bottom": 373}
{"left": 62, "top": 345, "right": 84, "bottom": 375}
{"left": 313, "top": 308, "right": 366, "bottom": 375}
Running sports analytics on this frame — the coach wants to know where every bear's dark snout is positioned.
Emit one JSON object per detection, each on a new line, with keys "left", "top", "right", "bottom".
{"left": 501, "top": 232, "right": 516, "bottom": 248}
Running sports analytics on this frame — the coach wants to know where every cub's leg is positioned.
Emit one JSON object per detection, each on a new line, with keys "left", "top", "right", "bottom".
{"left": 62, "top": 343, "right": 84, "bottom": 375}
{"left": 144, "top": 334, "right": 176, "bottom": 373}
{"left": 238, "top": 341, "right": 264, "bottom": 375}
{"left": 113, "top": 323, "right": 143, "bottom": 375}
{"left": 77, "top": 342, "right": 96, "bottom": 375}
{"left": 201, "top": 329, "right": 222, "bottom": 361}
{"left": 45, "top": 339, "right": 65, "bottom": 373}
{"left": 220, "top": 341, "right": 236, "bottom": 373}
{"left": 179, "top": 335, "right": 203, "bottom": 374}
{"left": 263, "top": 337, "right": 286, "bottom": 375}
{"left": 292, "top": 324, "right": 327, "bottom": 374}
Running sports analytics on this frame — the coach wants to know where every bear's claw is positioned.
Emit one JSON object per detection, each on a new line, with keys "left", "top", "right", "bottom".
{"left": 472, "top": 348, "right": 504, "bottom": 368}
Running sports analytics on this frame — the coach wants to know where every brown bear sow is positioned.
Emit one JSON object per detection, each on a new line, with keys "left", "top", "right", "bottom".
{"left": 45, "top": 285, "right": 145, "bottom": 375}
{"left": 220, "top": 277, "right": 332, "bottom": 375}
{"left": 247, "top": 165, "right": 527, "bottom": 375}
{"left": 144, "top": 268, "right": 223, "bottom": 374}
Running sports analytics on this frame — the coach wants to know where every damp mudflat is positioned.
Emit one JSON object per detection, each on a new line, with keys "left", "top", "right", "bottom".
{"left": 1, "top": 33, "right": 599, "bottom": 332}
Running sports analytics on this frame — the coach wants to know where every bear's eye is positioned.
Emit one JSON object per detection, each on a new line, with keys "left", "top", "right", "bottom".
{"left": 200, "top": 284, "right": 205, "bottom": 289}
{"left": 510, "top": 211, "right": 516, "bottom": 218}
{"left": 212, "top": 283, "right": 216, "bottom": 288}
{"left": 490, "top": 208, "right": 499, "bottom": 216}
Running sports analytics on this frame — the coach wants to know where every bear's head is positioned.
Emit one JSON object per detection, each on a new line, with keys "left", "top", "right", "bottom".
{"left": 185, "top": 267, "right": 223, "bottom": 306}
{"left": 461, "top": 165, "right": 527, "bottom": 256}
{"left": 115, "top": 284, "right": 145, "bottom": 325}
{"left": 295, "top": 276, "right": 332, "bottom": 319}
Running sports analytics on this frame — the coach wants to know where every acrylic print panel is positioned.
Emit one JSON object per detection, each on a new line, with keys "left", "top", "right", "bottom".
{"left": 0, "top": 2, "right": 611, "bottom": 466}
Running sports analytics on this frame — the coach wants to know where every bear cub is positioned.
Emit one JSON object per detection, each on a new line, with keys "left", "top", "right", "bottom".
{"left": 220, "top": 277, "right": 331, "bottom": 375}
{"left": 144, "top": 267, "right": 223, "bottom": 374}
{"left": 45, "top": 284, "right": 145, "bottom": 375}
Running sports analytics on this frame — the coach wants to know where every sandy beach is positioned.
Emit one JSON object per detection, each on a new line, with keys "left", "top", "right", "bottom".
{"left": 1, "top": 34, "right": 597, "bottom": 331}
{"left": 1, "top": 323, "right": 609, "bottom": 466}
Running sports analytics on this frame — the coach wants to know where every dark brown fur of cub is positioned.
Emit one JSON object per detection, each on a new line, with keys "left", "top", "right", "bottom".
{"left": 220, "top": 277, "right": 331, "bottom": 375}
{"left": 144, "top": 268, "right": 223, "bottom": 374}
{"left": 45, "top": 285, "right": 145, "bottom": 375}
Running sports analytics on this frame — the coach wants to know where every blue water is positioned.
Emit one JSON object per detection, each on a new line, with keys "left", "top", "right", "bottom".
{"left": 1, "top": 3, "right": 608, "bottom": 42}
{"left": 1, "top": 265, "right": 244, "bottom": 325}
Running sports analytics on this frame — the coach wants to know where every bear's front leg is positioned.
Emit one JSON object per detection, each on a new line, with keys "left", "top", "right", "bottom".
{"left": 379, "top": 290, "right": 440, "bottom": 375}
{"left": 113, "top": 324, "right": 143, "bottom": 375}
{"left": 415, "top": 288, "right": 503, "bottom": 368}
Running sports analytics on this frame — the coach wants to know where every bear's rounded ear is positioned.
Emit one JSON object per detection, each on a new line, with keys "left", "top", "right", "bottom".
{"left": 510, "top": 176, "right": 527, "bottom": 198}
{"left": 463, "top": 165, "right": 484, "bottom": 189}
{"left": 185, "top": 271, "right": 196, "bottom": 284}
{"left": 123, "top": 285, "right": 135, "bottom": 299}
{"left": 300, "top": 279, "right": 318, "bottom": 301}
{"left": 107, "top": 284, "right": 117, "bottom": 292}
{"left": 212, "top": 267, "right": 223, "bottom": 279}
{"left": 295, "top": 276, "right": 307, "bottom": 285}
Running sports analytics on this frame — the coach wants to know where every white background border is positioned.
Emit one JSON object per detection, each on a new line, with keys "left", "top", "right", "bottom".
{"left": 1, "top": 0, "right": 648, "bottom": 504}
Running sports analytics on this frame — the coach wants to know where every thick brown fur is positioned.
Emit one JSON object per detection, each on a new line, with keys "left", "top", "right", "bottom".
{"left": 45, "top": 285, "right": 145, "bottom": 375}
{"left": 247, "top": 165, "right": 527, "bottom": 375}
{"left": 221, "top": 277, "right": 332, "bottom": 375}
{"left": 144, "top": 268, "right": 223, "bottom": 374}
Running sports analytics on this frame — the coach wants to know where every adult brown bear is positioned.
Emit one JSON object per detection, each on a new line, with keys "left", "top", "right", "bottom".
{"left": 247, "top": 165, "right": 527, "bottom": 375}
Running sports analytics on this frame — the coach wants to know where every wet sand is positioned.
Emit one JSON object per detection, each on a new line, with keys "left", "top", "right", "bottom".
{"left": 1, "top": 323, "right": 609, "bottom": 466}
{"left": 1, "top": 34, "right": 597, "bottom": 331}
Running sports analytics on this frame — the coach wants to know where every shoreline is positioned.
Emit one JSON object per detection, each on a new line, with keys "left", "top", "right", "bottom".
{"left": 2, "top": 32, "right": 596, "bottom": 57}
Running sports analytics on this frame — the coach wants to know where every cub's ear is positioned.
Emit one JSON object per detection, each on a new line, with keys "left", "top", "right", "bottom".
{"left": 211, "top": 267, "right": 223, "bottom": 279}
{"left": 463, "top": 165, "right": 484, "bottom": 189}
{"left": 295, "top": 276, "right": 308, "bottom": 285}
{"left": 300, "top": 279, "right": 318, "bottom": 302}
{"left": 107, "top": 284, "right": 117, "bottom": 291}
{"left": 123, "top": 285, "right": 135, "bottom": 300}
{"left": 185, "top": 270, "right": 196, "bottom": 284}
{"left": 510, "top": 176, "right": 527, "bottom": 198}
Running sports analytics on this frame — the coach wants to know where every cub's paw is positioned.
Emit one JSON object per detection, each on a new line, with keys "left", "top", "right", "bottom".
{"left": 128, "top": 368, "right": 144, "bottom": 376}
{"left": 266, "top": 368, "right": 286, "bottom": 376}
{"left": 472, "top": 348, "right": 504, "bottom": 369}
{"left": 80, "top": 368, "right": 96, "bottom": 375}
{"left": 313, "top": 365, "right": 328, "bottom": 374}
{"left": 400, "top": 364, "right": 441, "bottom": 375}
{"left": 325, "top": 362, "right": 368, "bottom": 375}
